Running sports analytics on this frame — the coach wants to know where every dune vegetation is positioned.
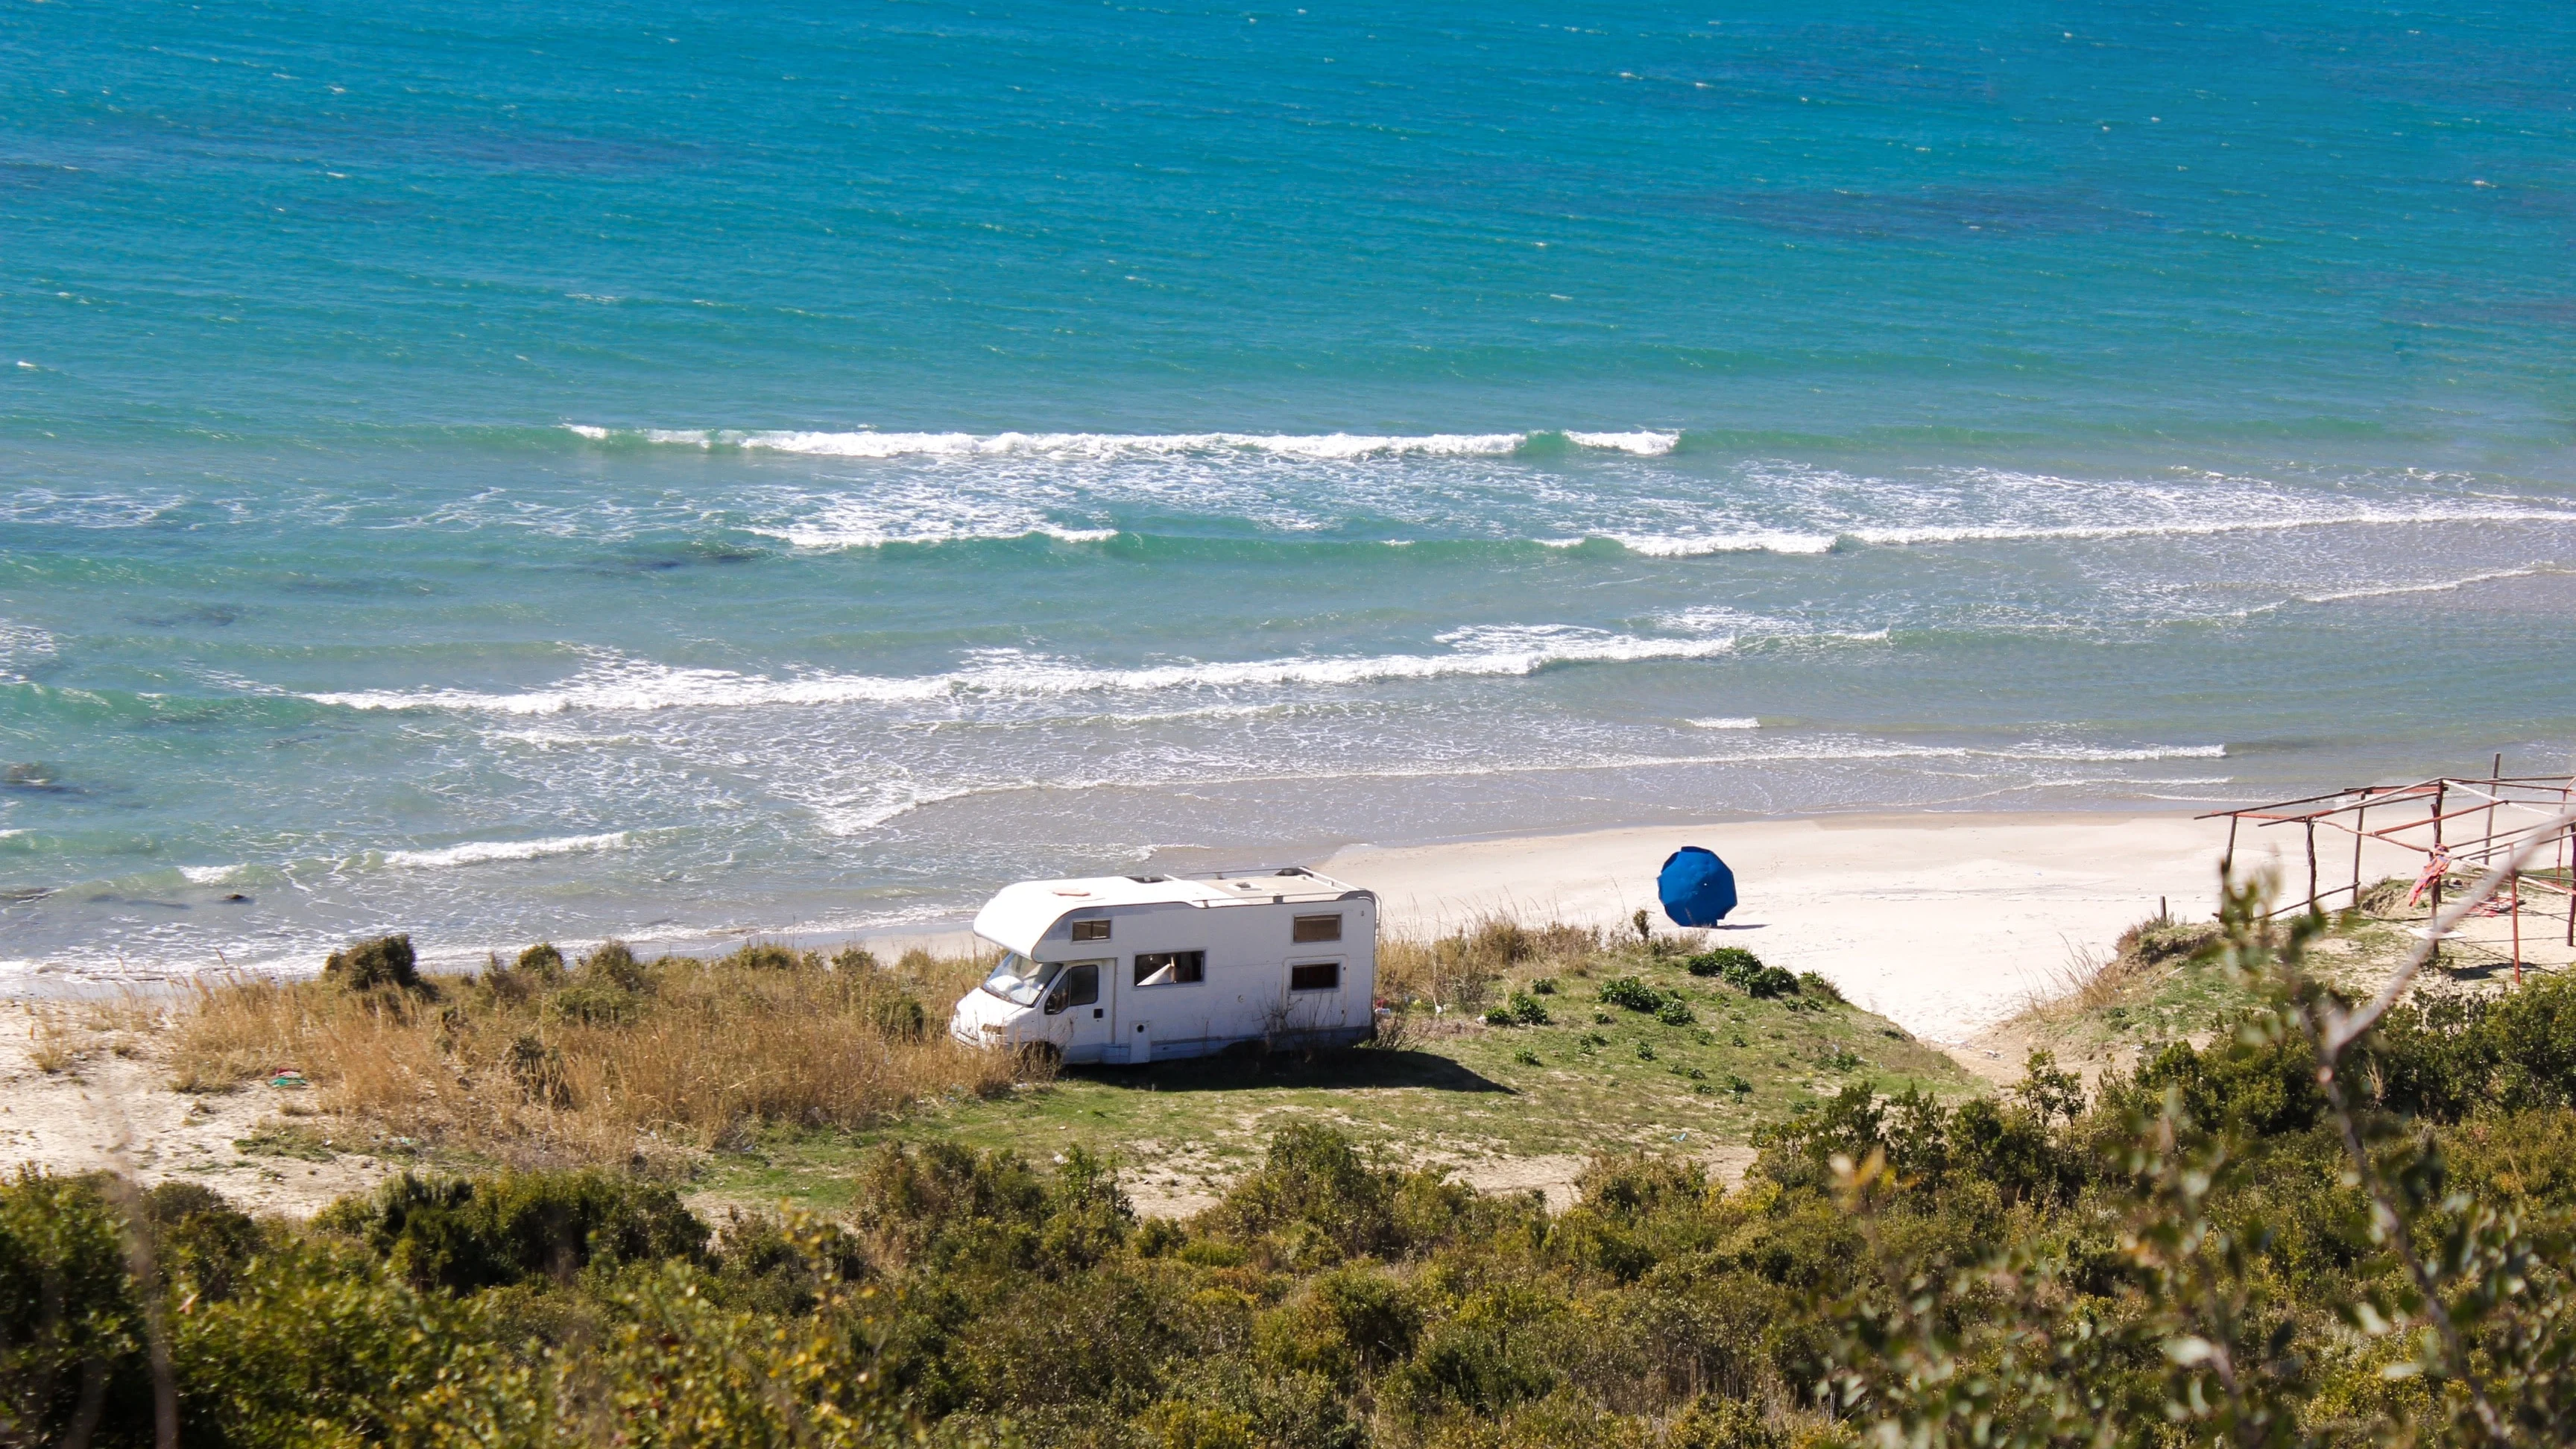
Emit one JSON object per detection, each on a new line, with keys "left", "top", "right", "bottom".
{"left": 168, "top": 937, "right": 1027, "bottom": 1168}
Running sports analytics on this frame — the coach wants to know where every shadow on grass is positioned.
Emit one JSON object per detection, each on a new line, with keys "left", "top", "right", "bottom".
{"left": 1062, "top": 1047, "right": 1513, "bottom": 1096}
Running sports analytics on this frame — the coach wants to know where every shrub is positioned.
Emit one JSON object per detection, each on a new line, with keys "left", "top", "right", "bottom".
{"left": 578, "top": 939, "right": 650, "bottom": 992}
{"left": 514, "top": 941, "right": 565, "bottom": 979}
{"left": 1210, "top": 1124, "right": 1401, "bottom": 1262}
{"left": 0, "top": 1172, "right": 156, "bottom": 1445}
{"left": 1794, "top": 971, "right": 1845, "bottom": 1004}
{"left": 324, "top": 933, "right": 423, "bottom": 992}
{"left": 1686, "top": 947, "right": 1761, "bottom": 979}
{"left": 721, "top": 941, "right": 809, "bottom": 971}
{"left": 1687, "top": 948, "right": 1801, "bottom": 999}
{"left": 314, "top": 1169, "right": 707, "bottom": 1292}
{"left": 1655, "top": 998, "right": 1696, "bottom": 1027}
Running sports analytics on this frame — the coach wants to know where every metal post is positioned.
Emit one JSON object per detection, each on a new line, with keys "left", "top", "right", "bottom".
{"left": 2305, "top": 820, "right": 2320, "bottom": 913}
{"left": 2352, "top": 801, "right": 2367, "bottom": 907}
{"left": 2222, "top": 815, "right": 2239, "bottom": 881}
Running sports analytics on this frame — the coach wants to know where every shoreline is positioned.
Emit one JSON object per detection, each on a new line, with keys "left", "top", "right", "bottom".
{"left": 6, "top": 805, "right": 2255, "bottom": 1046}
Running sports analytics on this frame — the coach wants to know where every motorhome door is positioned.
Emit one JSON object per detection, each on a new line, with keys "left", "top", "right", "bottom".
{"left": 1041, "top": 959, "right": 1114, "bottom": 1061}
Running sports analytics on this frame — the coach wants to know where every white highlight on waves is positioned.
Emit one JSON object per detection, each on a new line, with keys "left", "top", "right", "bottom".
{"left": 1570, "top": 510, "right": 2576, "bottom": 558}
{"left": 2291, "top": 565, "right": 2555, "bottom": 605}
{"left": 379, "top": 832, "right": 632, "bottom": 869}
{"left": 569, "top": 425, "right": 1685, "bottom": 459}
{"left": 304, "top": 627, "right": 1743, "bottom": 716}
{"left": 1685, "top": 716, "right": 1762, "bottom": 730}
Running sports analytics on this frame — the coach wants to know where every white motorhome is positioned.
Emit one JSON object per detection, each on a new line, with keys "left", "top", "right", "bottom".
{"left": 947, "top": 867, "right": 1377, "bottom": 1064}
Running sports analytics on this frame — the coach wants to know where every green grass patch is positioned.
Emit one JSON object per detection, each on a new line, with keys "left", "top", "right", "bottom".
{"left": 703, "top": 948, "right": 1974, "bottom": 1210}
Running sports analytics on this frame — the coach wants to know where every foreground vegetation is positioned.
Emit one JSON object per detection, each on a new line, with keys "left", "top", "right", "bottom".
{"left": 14, "top": 872, "right": 2576, "bottom": 1445}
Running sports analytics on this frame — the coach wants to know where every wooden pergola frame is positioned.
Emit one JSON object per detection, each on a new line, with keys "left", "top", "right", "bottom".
{"left": 2201, "top": 768, "right": 2576, "bottom": 977}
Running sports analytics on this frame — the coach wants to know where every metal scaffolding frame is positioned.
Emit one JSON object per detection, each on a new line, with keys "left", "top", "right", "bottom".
{"left": 2201, "top": 767, "right": 2576, "bottom": 979}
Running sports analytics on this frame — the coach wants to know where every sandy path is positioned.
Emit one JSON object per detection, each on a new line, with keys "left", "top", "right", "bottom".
{"left": 0, "top": 1003, "right": 392, "bottom": 1215}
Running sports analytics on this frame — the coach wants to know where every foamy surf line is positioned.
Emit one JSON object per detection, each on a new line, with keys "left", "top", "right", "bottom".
{"left": 378, "top": 831, "right": 631, "bottom": 868}
{"left": 564, "top": 424, "right": 1680, "bottom": 458}
{"left": 301, "top": 628, "right": 1744, "bottom": 715}
{"left": 1573, "top": 509, "right": 2576, "bottom": 557}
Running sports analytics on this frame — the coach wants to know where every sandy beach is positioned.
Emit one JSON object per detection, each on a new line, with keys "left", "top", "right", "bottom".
{"left": 1322, "top": 810, "right": 2247, "bottom": 1045}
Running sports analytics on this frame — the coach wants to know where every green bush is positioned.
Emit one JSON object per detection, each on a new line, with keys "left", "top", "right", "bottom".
{"left": 1685, "top": 947, "right": 1761, "bottom": 979}
{"left": 1597, "top": 977, "right": 1666, "bottom": 1013}
{"left": 313, "top": 1169, "right": 707, "bottom": 1292}
{"left": 578, "top": 938, "right": 651, "bottom": 993}
{"left": 0, "top": 1171, "right": 156, "bottom": 1446}
{"left": 1793, "top": 971, "right": 1844, "bottom": 1004}
{"left": 1654, "top": 998, "right": 1695, "bottom": 1026}
{"left": 514, "top": 941, "right": 565, "bottom": 979}
{"left": 323, "top": 933, "right": 423, "bottom": 992}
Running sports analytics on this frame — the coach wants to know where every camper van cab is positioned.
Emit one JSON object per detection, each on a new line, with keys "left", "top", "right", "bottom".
{"left": 948, "top": 868, "right": 1377, "bottom": 1064}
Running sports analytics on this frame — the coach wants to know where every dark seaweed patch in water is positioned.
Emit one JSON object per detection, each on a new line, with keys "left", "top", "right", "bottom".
{"left": 605, "top": 540, "right": 775, "bottom": 573}
{"left": 129, "top": 604, "right": 242, "bottom": 628}
{"left": 1, "top": 886, "right": 56, "bottom": 904}
{"left": 3, "top": 764, "right": 70, "bottom": 793}
{"left": 277, "top": 574, "right": 435, "bottom": 596}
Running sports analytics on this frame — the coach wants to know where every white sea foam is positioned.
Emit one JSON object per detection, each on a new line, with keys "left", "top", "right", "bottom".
{"left": 179, "top": 865, "right": 244, "bottom": 885}
{"left": 1686, "top": 717, "right": 1762, "bottom": 730}
{"left": 306, "top": 628, "right": 1743, "bottom": 716}
{"left": 1562, "top": 431, "right": 1681, "bottom": 455}
{"left": 379, "top": 831, "right": 631, "bottom": 868}
{"left": 2292, "top": 565, "right": 2554, "bottom": 604}
{"left": 573, "top": 426, "right": 1545, "bottom": 459}
{"left": 1580, "top": 509, "right": 2576, "bottom": 557}
{"left": 0, "top": 622, "right": 58, "bottom": 680}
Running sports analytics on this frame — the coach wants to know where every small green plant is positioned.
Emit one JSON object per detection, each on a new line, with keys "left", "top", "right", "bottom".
{"left": 1654, "top": 998, "right": 1695, "bottom": 1027}
{"left": 1634, "top": 1041, "right": 1655, "bottom": 1061}
{"left": 1529, "top": 976, "right": 1557, "bottom": 995}
{"left": 1796, "top": 970, "right": 1847, "bottom": 1004}
{"left": 1597, "top": 976, "right": 1666, "bottom": 1013}
{"left": 1726, "top": 1073, "right": 1752, "bottom": 1096}
{"left": 1685, "top": 946, "right": 1761, "bottom": 979}
{"left": 1512, "top": 1048, "right": 1542, "bottom": 1067}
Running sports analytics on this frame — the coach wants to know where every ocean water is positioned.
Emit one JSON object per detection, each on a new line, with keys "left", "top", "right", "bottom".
{"left": 4, "top": 1, "right": 2574, "bottom": 984}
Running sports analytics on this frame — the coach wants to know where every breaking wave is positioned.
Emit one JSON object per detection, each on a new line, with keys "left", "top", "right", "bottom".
{"left": 302, "top": 628, "right": 1746, "bottom": 716}
{"left": 568, "top": 425, "right": 1680, "bottom": 459}
{"left": 379, "top": 831, "right": 632, "bottom": 868}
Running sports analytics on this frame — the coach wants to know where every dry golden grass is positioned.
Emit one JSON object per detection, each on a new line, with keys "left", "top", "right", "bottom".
{"left": 1377, "top": 914, "right": 1604, "bottom": 1014}
{"left": 171, "top": 940, "right": 1036, "bottom": 1167}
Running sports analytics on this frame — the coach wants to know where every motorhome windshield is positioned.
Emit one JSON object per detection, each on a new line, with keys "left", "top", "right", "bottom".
{"left": 979, "top": 953, "right": 1060, "bottom": 1007}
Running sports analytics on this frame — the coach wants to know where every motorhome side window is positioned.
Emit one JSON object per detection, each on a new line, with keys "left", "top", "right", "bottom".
{"left": 1289, "top": 962, "right": 1339, "bottom": 991}
{"left": 1291, "top": 914, "right": 1342, "bottom": 943}
{"left": 1132, "top": 951, "right": 1204, "bottom": 986}
{"left": 1046, "top": 963, "right": 1100, "bottom": 1014}
{"left": 1070, "top": 919, "right": 1111, "bottom": 941}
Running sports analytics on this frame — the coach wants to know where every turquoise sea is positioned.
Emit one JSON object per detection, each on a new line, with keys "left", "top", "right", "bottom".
{"left": 4, "top": 1, "right": 2573, "bottom": 982}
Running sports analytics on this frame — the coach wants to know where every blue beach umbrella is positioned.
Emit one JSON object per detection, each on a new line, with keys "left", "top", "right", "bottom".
{"left": 1658, "top": 846, "right": 1738, "bottom": 926}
